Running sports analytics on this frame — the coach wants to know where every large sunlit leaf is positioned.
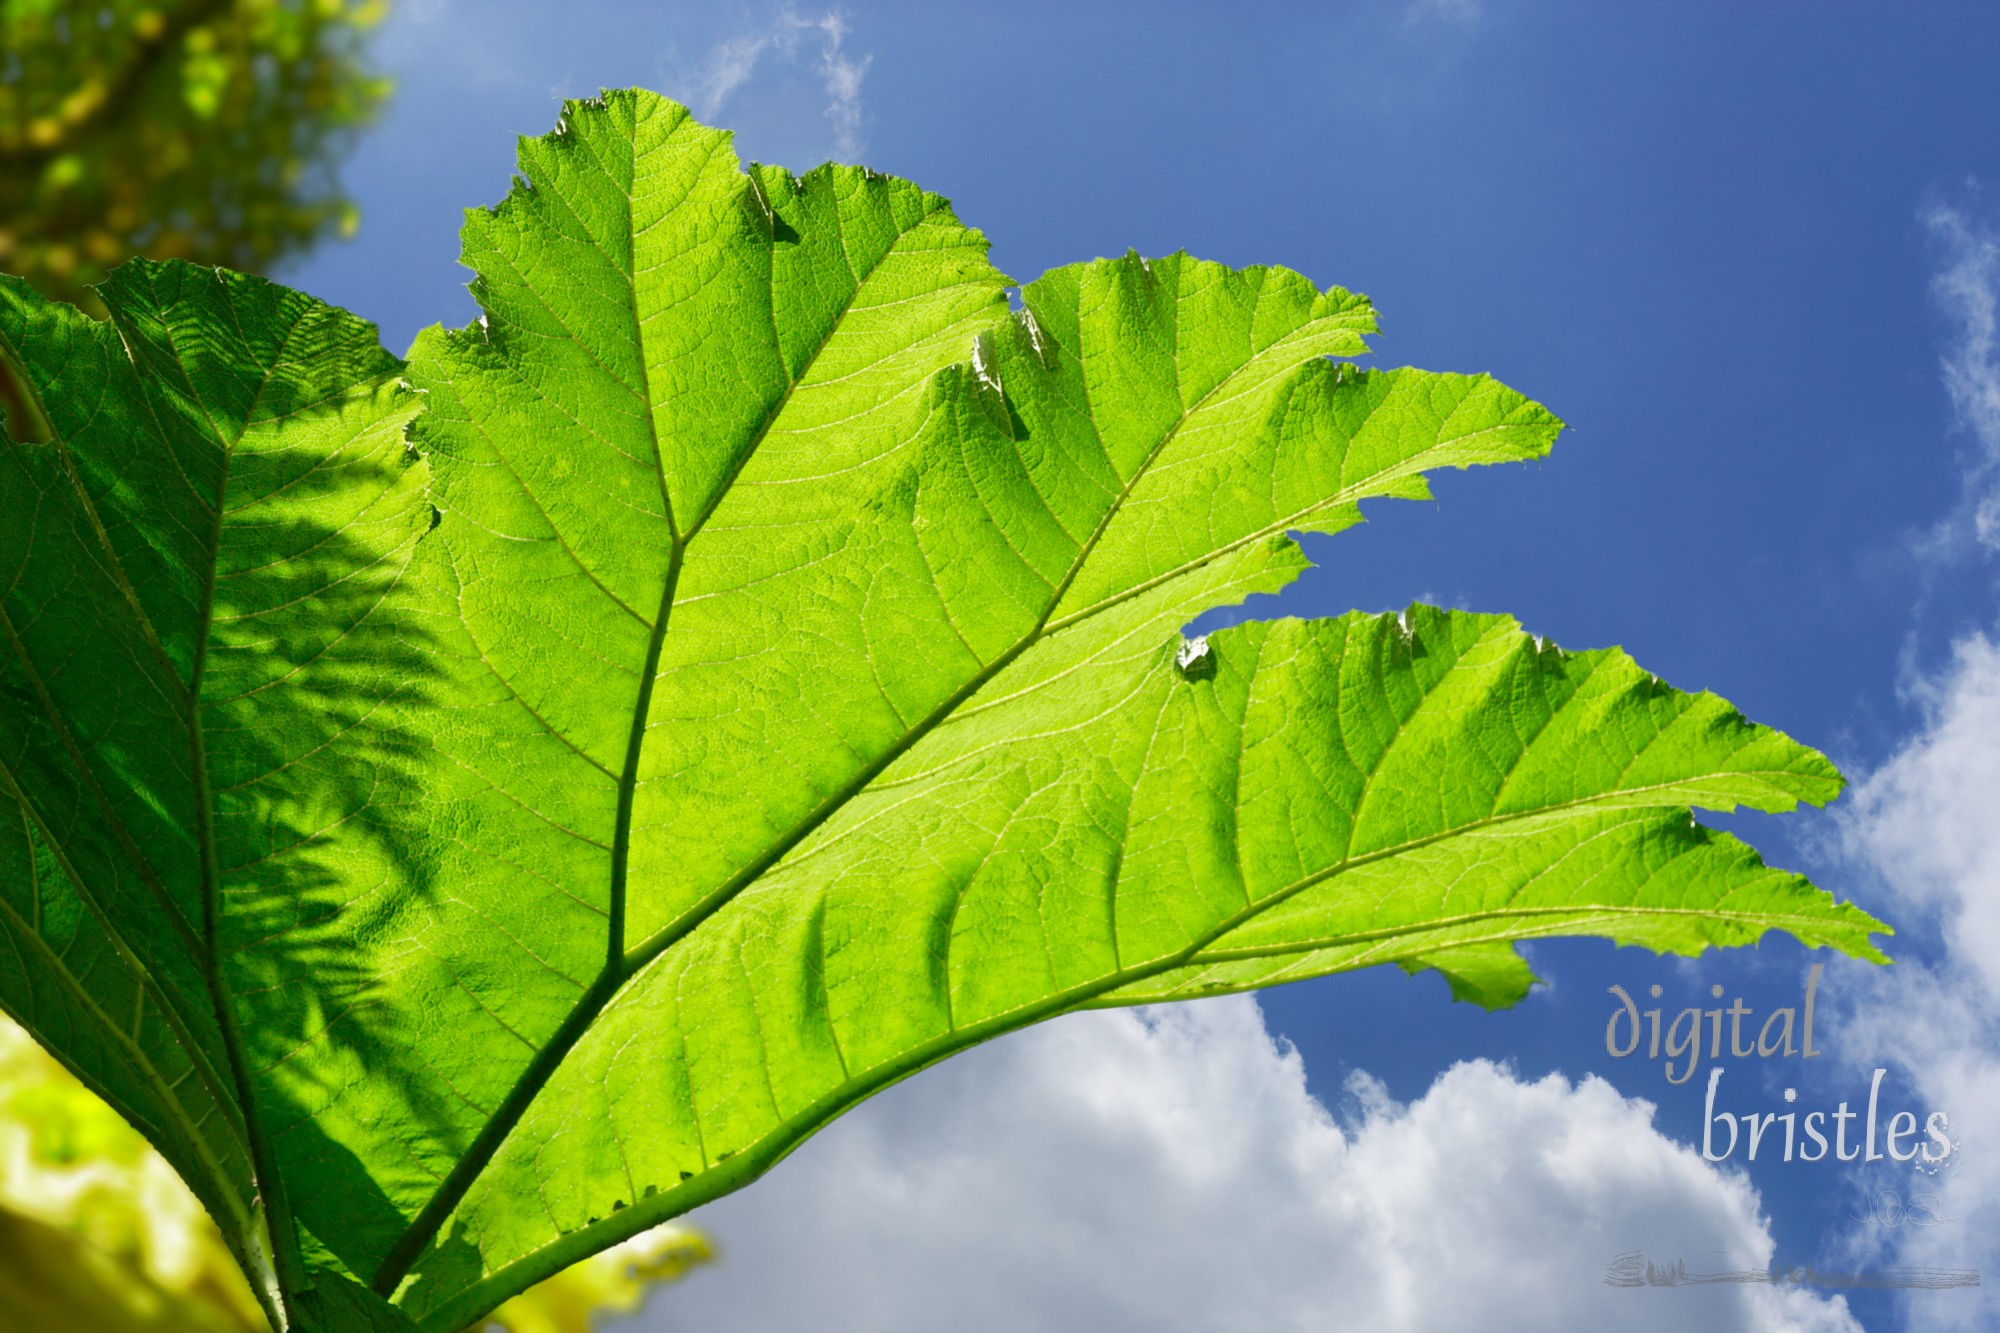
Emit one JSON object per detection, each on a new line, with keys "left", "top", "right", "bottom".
{"left": 0, "top": 89, "right": 1887, "bottom": 1333}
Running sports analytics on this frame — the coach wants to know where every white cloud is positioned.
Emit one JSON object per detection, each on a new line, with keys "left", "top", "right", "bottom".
{"left": 1819, "top": 196, "right": 2000, "bottom": 1329}
{"left": 1925, "top": 202, "right": 2000, "bottom": 551}
{"left": 1835, "top": 633, "right": 2000, "bottom": 1329}
{"left": 1846, "top": 634, "right": 2000, "bottom": 989}
{"left": 634, "top": 997, "right": 1855, "bottom": 1333}
{"left": 677, "top": 8, "right": 872, "bottom": 157}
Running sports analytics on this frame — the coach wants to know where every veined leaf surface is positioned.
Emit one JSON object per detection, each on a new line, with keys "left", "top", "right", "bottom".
{"left": 0, "top": 89, "right": 1887, "bottom": 1333}
{"left": 0, "top": 260, "right": 428, "bottom": 1326}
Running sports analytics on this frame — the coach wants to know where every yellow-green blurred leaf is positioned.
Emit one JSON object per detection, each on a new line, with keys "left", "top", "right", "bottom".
{"left": 0, "top": 1015, "right": 266, "bottom": 1332}
{"left": 0, "top": 1014, "right": 713, "bottom": 1332}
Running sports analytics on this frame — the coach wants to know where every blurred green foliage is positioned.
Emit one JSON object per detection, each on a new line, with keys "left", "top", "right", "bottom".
{"left": 0, "top": 1013, "right": 282, "bottom": 1331}
{"left": 0, "top": 0, "right": 390, "bottom": 313}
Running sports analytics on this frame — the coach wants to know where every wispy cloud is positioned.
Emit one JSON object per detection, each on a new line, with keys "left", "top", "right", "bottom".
{"left": 687, "top": 33, "right": 773, "bottom": 121}
{"left": 803, "top": 12, "right": 869, "bottom": 159}
{"left": 682, "top": 7, "right": 872, "bottom": 157}
{"left": 1925, "top": 201, "right": 2000, "bottom": 552}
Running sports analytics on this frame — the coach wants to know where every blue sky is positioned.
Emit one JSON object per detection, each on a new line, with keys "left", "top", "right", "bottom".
{"left": 286, "top": 4, "right": 2000, "bottom": 1329}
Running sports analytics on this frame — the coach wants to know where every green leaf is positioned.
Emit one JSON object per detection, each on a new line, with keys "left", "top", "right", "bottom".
{"left": 0, "top": 259, "right": 428, "bottom": 1325}
{"left": 0, "top": 89, "right": 1888, "bottom": 1333}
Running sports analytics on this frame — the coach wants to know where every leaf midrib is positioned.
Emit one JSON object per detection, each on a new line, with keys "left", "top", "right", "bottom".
{"left": 370, "top": 175, "right": 985, "bottom": 1296}
{"left": 384, "top": 288, "right": 1387, "bottom": 1303}
{"left": 164, "top": 272, "right": 314, "bottom": 1308}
